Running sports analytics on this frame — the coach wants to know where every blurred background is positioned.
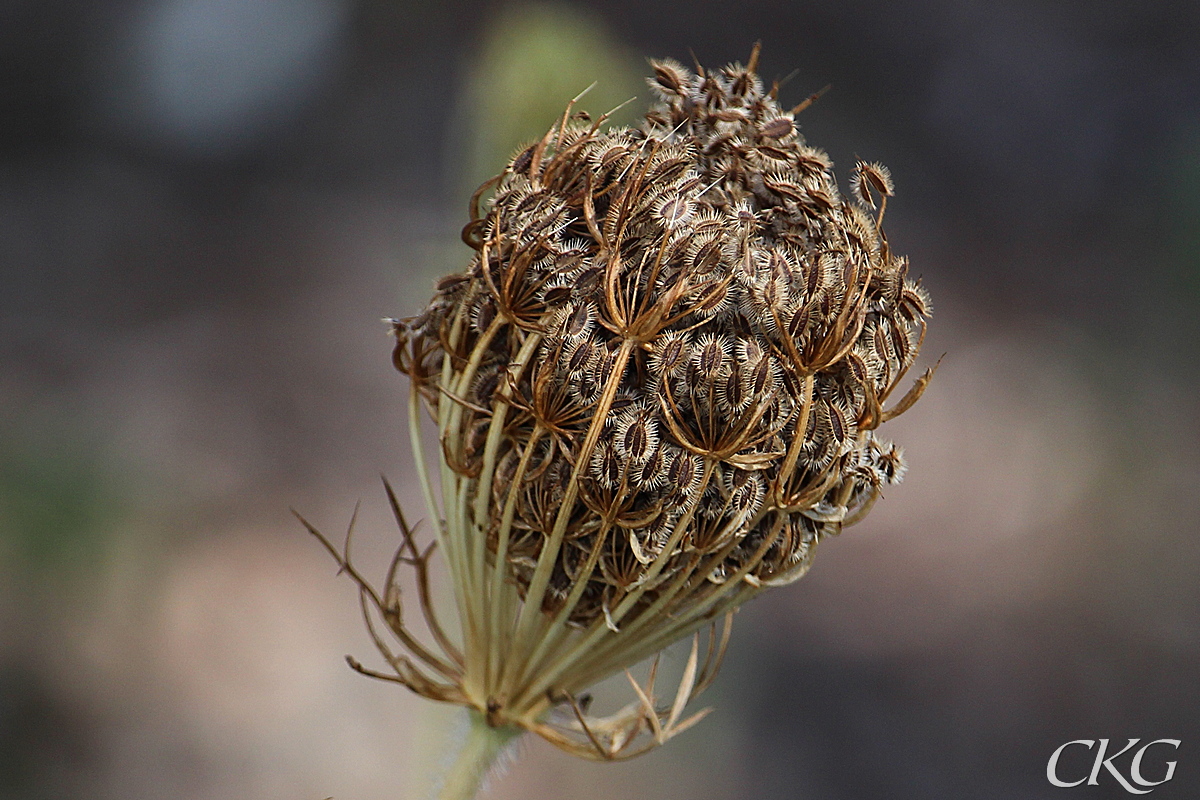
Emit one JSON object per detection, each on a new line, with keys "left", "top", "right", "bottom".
{"left": 2, "top": 0, "right": 1199, "bottom": 797}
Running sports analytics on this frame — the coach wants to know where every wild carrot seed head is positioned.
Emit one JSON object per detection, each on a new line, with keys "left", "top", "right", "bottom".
{"left": 397, "top": 50, "right": 932, "bottom": 626}
{"left": 322, "top": 45, "right": 936, "bottom": 760}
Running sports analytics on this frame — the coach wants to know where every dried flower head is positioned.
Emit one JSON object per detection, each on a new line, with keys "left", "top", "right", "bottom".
{"left": 306, "top": 44, "right": 934, "bottom": 765}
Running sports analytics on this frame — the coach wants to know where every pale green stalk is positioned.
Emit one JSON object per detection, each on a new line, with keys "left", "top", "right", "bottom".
{"left": 436, "top": 711, "right": 522, "bottom": 800}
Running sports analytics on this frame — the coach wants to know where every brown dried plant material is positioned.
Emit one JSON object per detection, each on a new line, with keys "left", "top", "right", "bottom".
{"left": 306, "top": 44, "right": 933, "bottom": 762}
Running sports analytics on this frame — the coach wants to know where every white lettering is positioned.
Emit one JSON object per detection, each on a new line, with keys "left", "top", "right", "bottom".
{"left": 1047, "top": 740, "right": 1094, "bottom": 788}
{"left": 1130, "top": 739, "right": 1181, "bottom": 788}
{"left": 1089, "top": 739, "right": 1151, "bottom": 795}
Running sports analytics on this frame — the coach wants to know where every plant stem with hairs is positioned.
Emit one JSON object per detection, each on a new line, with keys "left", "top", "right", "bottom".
{"left": 437, "top": 711, "right": 521, "bottom": 800}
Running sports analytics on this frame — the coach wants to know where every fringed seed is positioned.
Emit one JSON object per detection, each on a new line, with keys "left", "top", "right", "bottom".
{"left": 760, "top": 116, "right": 795, "bottom": 139}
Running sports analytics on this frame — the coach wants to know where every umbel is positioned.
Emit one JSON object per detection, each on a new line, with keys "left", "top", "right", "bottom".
{"left": 304, "top": 44, "right": 933, "bottom": 765}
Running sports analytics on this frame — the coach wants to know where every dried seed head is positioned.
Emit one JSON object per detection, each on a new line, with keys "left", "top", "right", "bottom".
{"left": 399, "top": 51, "right": 932, "bottom": 618}
{"left": 371, "top": 46, "right": 933, "bottom": 760}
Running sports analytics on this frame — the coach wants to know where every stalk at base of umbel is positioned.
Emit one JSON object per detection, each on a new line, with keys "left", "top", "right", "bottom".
{"left": 436, "top": 710, "right": 522, "bottom": 800}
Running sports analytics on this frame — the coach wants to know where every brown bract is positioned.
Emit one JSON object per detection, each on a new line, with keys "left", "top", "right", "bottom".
{"left": 309, "top": 45, "right": 933, "bottom": 761}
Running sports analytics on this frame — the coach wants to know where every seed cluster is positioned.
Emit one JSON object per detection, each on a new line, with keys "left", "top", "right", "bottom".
{"left": 394, "top": 53, "right": 931, "bottom": 630}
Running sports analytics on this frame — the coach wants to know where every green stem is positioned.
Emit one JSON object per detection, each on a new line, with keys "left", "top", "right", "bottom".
{"left": 437, "top": 711, "right": 522, "bottom": 800}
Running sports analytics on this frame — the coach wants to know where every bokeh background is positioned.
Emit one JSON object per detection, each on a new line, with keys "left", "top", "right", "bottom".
{"left": 3, "top": 1, "right": 1199, "bottom": 798}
